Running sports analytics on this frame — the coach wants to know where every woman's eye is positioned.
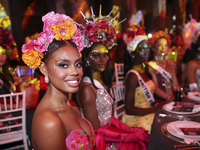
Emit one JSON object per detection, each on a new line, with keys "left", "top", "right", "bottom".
{"left": 58, "top": 63, "right": 69, "bottom": 68}
{"left": 104, "top": 53, "right": 109, "bottom": 58}
{"left": 92, "top": 53, "right": 100, "bottom": 58}
{"left": 75, "top": 62, "right": 83, "bottom": 68}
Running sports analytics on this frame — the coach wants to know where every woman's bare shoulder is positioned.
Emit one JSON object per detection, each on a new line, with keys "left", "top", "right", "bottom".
{"left": 78, "top": 83, "right": 96, "bottom": 104}
{"left": 32, "top": 108, "right": 63, "bottom": 130}
{"left": 187, "top": 59, "right": 198, "bottom": 66}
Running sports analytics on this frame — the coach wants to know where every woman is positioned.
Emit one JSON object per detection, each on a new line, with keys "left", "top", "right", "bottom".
{"left": 77, "top": 8, "right": 149, "bottom": 149}
{"left": 148, "top": 30, "right": 179, "bottom": 100}
{"left": 22, "top": 12, "right": 95, "bottom": 150}
{"left": 0, "top": 27, "right": 15, "bottom": 94}
{"left": 122, "top": 34, "right": 174, "bottom": 133}
{"left": 186, "top": 36, "right": 200, "bottom": 91}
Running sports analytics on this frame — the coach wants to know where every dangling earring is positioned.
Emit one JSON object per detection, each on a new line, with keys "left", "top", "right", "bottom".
{"left": 86, "top": 60, "right": 90, "bottom": 66}
{"left": 44, "top": 76, "right": 49, "bottom": 83}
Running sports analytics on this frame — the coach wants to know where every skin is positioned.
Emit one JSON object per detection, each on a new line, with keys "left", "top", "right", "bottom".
{"left": 32, "top": 45, "right": 93, "bottom": 150}
{"left": 77, "top": 44, "right": 109, "bottom": 130}
{"left": 186, "top": 51, "right": 200, "bottom": 90}
{"left": 125, "top": 40, "right": 173, "bottom": 116}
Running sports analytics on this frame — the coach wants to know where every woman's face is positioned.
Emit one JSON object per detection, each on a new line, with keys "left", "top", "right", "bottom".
{"left": 135, "top": 40, "right": 150, "bottom": 61}
{"left": 153, "top": 38, "right": 169, "bottom": 57}
{"left": 87, "top": 44, "right": 109, "bottom": 73}
{"left": 44, "top": 45, "right": 83, "bottom": 94}
{"left": 0, "top": 48, "right": 7, "bottom": 66}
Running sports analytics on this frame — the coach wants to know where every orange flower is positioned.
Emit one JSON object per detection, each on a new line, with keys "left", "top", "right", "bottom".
{"left": 50, "top": 20, "right": 75, "bottom": 41}
{"left": 22, "top": 50, "right": 44, "bottom": 69}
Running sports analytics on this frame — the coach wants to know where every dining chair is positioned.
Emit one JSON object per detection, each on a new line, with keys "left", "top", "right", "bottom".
{"left": 112, "top": 84, "right": 125, "bottom": 121}
{"left": 112, "top": 63, "right": 124, "bottom": 86}
{"left": 0, "top": 91, "right": 30, "bottom": 150}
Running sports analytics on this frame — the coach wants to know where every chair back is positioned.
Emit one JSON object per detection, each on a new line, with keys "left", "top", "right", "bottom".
{"left": 0, "top": 91, "right": 29, "bottom": 150}
{"left": 112, "top": 63, "right": 124, "bottom": 86}
{"left": 16, "top": 65, "right": 35, "bottom": 77}
{"left": 112, "top": 84, "right": 125, "bottom": 121}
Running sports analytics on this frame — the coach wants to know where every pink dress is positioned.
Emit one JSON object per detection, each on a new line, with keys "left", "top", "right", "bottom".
{"left": 65, "top": 118, "right": 95, "bottom": 150}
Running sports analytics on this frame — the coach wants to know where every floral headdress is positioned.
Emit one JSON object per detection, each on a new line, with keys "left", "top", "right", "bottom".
{"left": 78, "top": 5, "right": 126, "bottom": 49}
{"left": 147, "top": 30, "right": 171, "bottom": 47}
{"left": 22, "top": 11, "right": 84, "bottom": 69}
{"left": 182, "top": 17, "right": 200, "bottom": 50}
{"left": 0, "top": 27, "right": 14, "bottom": 57}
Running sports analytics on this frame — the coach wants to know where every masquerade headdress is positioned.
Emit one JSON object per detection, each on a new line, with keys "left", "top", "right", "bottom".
{"left": 21, "top": 11, "right": 84, "bottom": 69}
{"left": 77, "top": 5, "right": 126, "bottom": 49}
{"left": 147, "top": 30, "right": 171, "bottom": 47}
{"left": 182, "top": 16, "right": 200, "bottom": 50}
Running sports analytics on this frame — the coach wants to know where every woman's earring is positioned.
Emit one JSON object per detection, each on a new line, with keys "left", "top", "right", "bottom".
{"left": 44, "top": 76, "right": 49, "bottom": 83}
{"left": 86, "top": 60, "right": 90, "bottom": 66}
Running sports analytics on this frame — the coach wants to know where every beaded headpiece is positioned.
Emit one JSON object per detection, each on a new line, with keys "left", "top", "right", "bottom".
{"left": 21, "top": 11, "right": 84, "bottom": 69}
{"left": 77, "top": 5, "right": 126, "bottom": 49}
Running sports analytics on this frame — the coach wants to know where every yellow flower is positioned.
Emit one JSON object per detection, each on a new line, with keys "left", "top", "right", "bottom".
{"left": 50, "top": 20, "right": 75, "bottom": 41}
{"left": 22, "top": 50, "right": 44, "bottom": 69}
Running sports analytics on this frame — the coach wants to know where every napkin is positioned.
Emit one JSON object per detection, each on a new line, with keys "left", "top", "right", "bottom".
{"left": 166, "top": 102, "right": 175, "bottom": 110}
{"left": 171, "top": 124, "right": 184, "bottom": 135}
{"left": 187, "top": 92, "right": 200, "bottom": 101}
{"left": 193, "top": 105, "right": 200, "bottom": 112}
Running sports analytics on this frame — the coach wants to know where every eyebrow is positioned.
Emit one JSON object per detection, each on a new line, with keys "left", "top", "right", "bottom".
{"left": 56, "top": 58, "right": 82, "bottom": 62}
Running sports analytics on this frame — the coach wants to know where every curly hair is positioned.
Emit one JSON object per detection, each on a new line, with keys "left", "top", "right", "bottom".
{"left": 147, "top": 30, "right": 171, "bottom": 47}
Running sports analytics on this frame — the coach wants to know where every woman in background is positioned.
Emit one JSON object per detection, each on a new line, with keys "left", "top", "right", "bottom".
{"left": 122, "top": 27, "right": 174, "bottom": 133}
{"left": 22, "top": 12, "right": 95, "bottom": 150}
{"left": 0, "top": 27, "right": 15, "bottom": 94}
{"left": 186, "top": 36, "right": 200, "bottom": 91}
{"left": 77, "top": 7, "right": 149, "bottom": 150}
{"left": 148, "top": 30, "right": 179, "bottom": 101}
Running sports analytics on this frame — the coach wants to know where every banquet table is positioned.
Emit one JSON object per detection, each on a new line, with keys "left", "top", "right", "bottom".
{"left": 147, "top": 101, "right": 200, "bottom": 150}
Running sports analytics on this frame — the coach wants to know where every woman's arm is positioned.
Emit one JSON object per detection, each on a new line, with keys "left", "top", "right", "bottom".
{"left": 154, "top": 86, "right": 174, "bottom": 102}
{"left": 187, "top": 60, "right": 198, "bottom": 91}
{"left": 187, "top": 60, "right": 197, "bottom": 84}
{"left": 78, "top": 85, "right": 100, "bottom": 130}
{"left": 124, "top": 73, "right": 156, "bottom": 116}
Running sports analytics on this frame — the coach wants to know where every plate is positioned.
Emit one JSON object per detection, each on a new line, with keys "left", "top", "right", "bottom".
{"left": 166, "top": 121, "right": 200, "bottom": 140}
{"left": 187, "top": 92, "right": 200, "bottom": 102}
{"left": 163, "top": 102, "right": 199, "bottom": 115}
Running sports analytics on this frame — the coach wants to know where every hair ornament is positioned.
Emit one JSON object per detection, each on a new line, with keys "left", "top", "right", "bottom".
{"left": 147, "top": 30, "right": 171, "bottom": 48}
{"left": 21, "top": 11, "right": 84, "bottom": 69}
{"left": 79, "top": 5, "right": 126, "bottom": 49}
{"left": 182, "top": 15, "right": 200, "bottom": 50}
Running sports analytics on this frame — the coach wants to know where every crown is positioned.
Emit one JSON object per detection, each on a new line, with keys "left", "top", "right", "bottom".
{"left": 76, "top": 5, "right": 126, "bottom": 49}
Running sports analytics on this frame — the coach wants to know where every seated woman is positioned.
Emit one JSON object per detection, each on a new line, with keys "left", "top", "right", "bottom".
{"left": 122, "top": 30, "right": 174, "bottom": 133}
{"left": 22, "top": 12, "right": 95, "bottom": 150}
{"left": 147, "top": 30, "right": 180, "bottom": 100}
{"left": 0, "top": 27, "right": 17, "bottom": 95}
{"left": 77, "top": 9, "right": 149, "bottom": 149}
{"left": 186, "top": 36, "right": 200, "bottom": 92}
